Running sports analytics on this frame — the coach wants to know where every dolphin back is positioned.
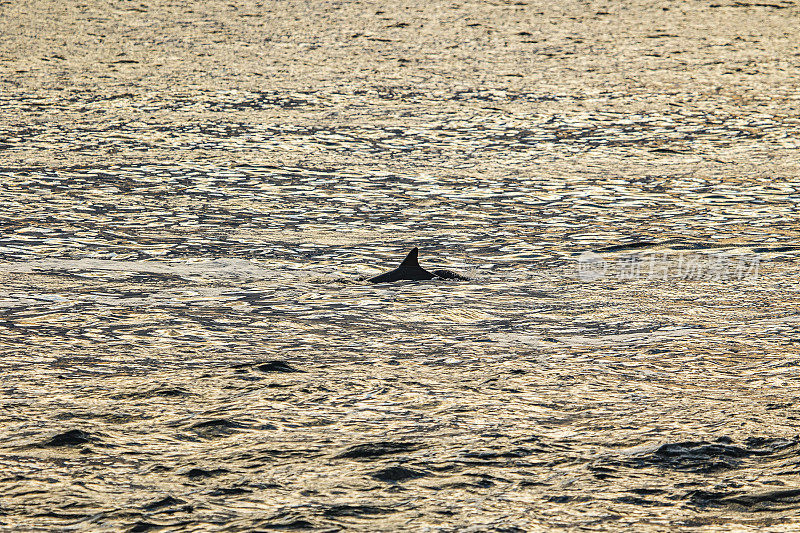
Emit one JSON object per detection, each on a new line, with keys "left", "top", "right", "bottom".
{"left": 432, "top": 269, "right": 470, "bottom": 281}
{"left": 367, "top": 247, "right": 465, "bottom": 283}
{"left": 368, "top": 265, "right": 435, "bottom": 283}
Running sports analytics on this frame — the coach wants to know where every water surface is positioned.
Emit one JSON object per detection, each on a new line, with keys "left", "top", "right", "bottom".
{"left": 1, "top": 0, "right": 800, "bottom": 531}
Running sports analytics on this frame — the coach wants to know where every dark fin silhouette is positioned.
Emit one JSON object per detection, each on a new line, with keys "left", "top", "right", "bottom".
{"left": 368, "top": 247, "right": 433, "bottom": 283}
{"left": 400, "top": 247, "right": 421, "bottom": 268}
{"left": 367, "top": 248, "right": 468, "bottom": 283}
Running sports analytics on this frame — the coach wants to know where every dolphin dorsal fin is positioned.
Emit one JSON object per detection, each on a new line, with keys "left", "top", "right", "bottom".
{"left": 399, "top": 247, "right": 421, "bottom": 268}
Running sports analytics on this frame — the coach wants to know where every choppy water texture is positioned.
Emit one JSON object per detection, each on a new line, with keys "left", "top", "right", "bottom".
{"left": 2, "top": 0, "right": 800, "bottom": 531}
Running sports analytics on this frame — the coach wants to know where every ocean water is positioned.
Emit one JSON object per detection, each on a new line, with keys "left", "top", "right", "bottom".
{"left": 2, "top": 0, "right": 800, "bottom": 531}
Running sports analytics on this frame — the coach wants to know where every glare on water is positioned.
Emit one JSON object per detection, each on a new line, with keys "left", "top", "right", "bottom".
{"left": 1, "top": 0, "right": 800, "bottom": 531}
